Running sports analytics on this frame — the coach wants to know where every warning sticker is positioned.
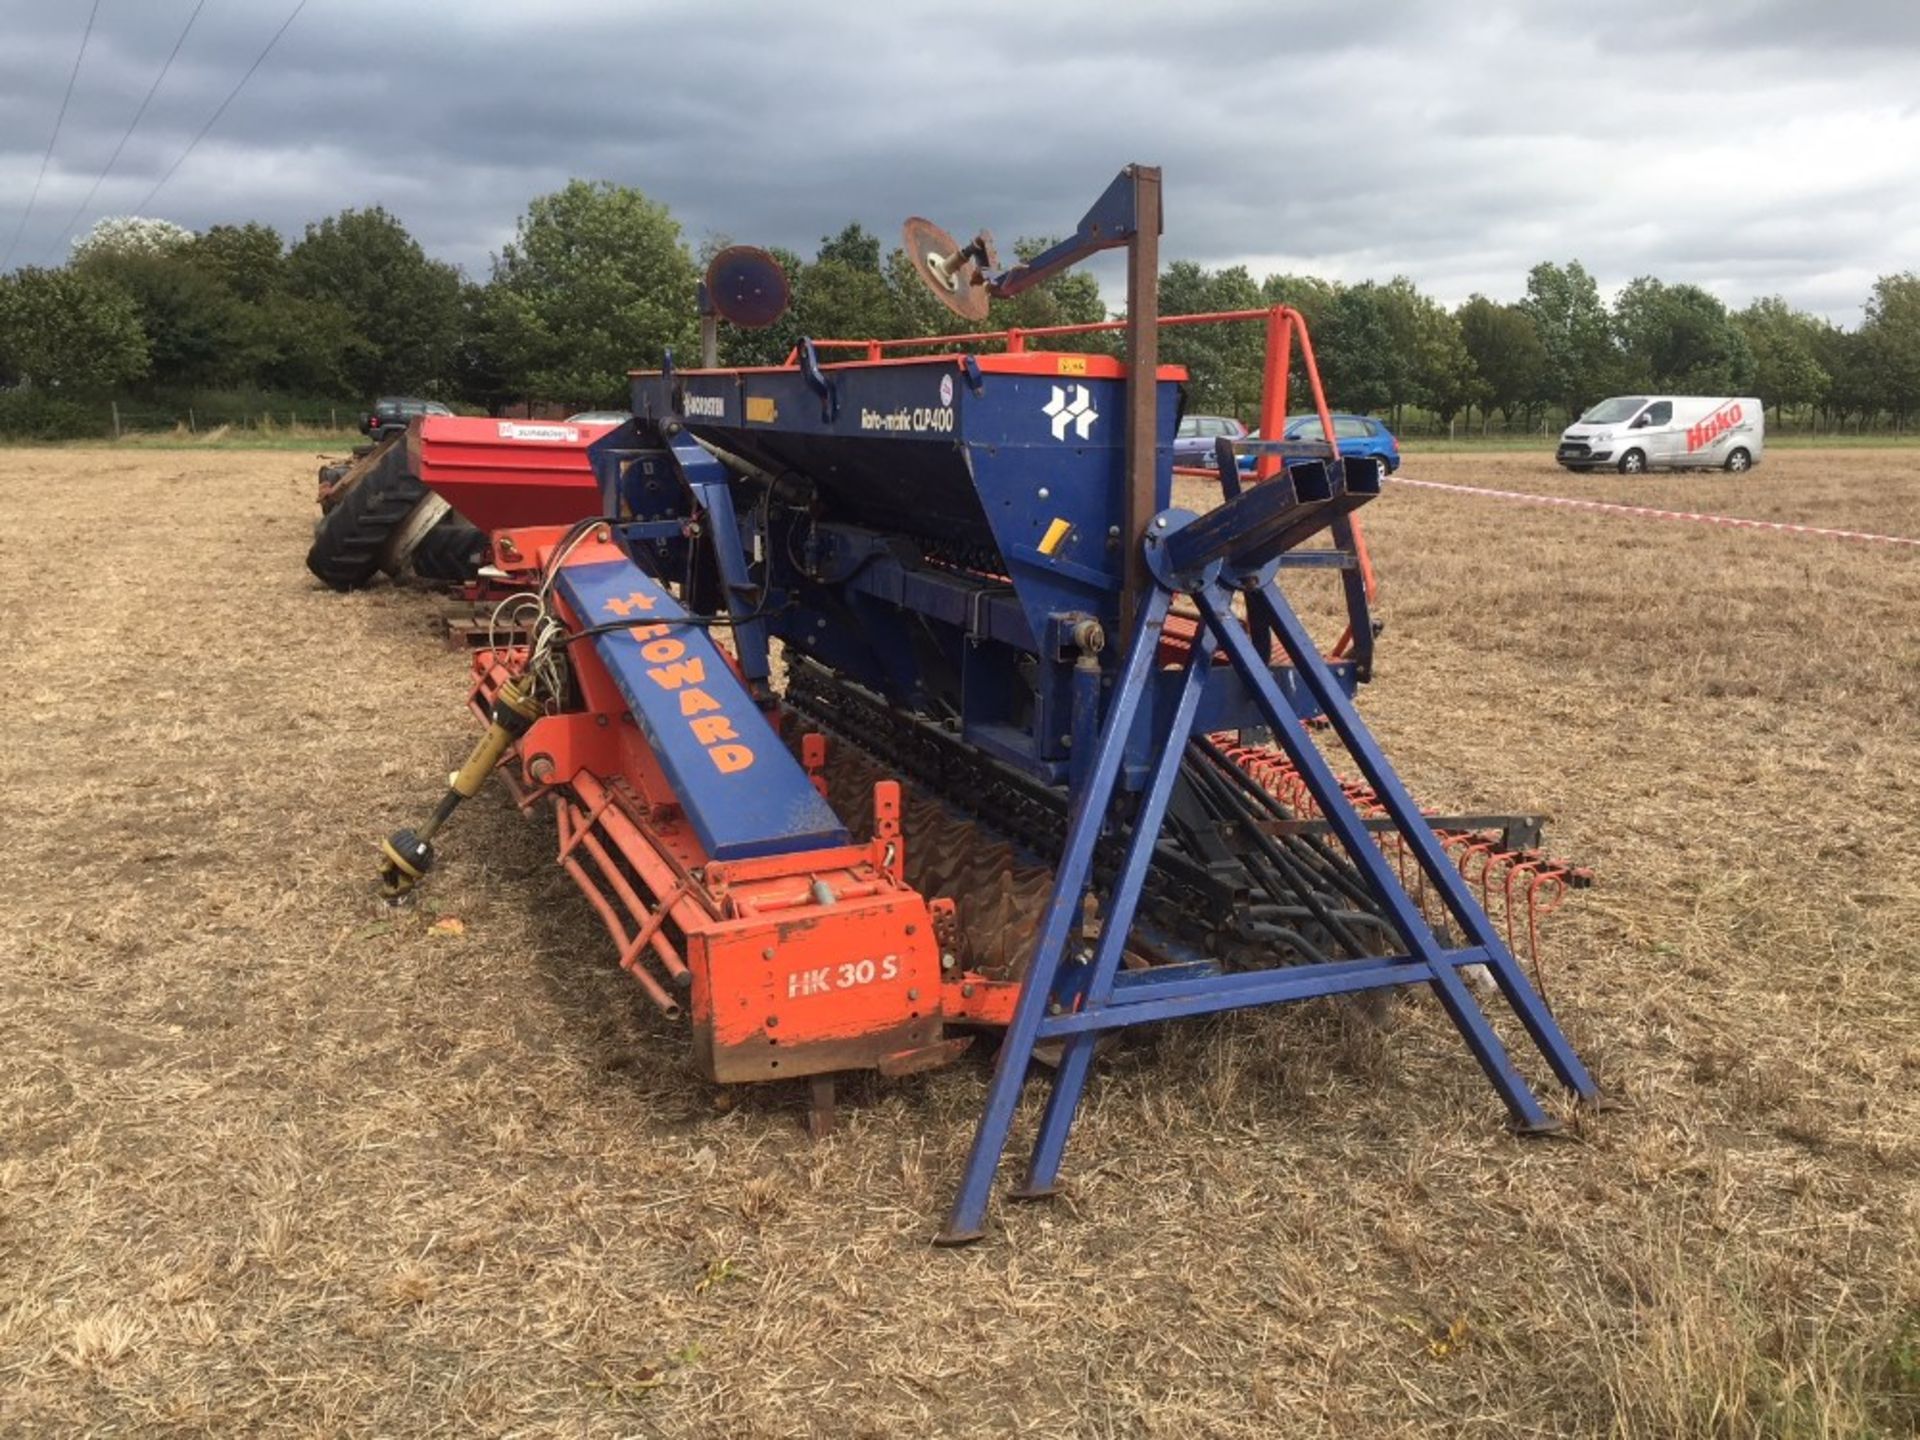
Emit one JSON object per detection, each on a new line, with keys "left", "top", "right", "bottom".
{"left": 496, "top": 423, "right": 580, "bottom": 442}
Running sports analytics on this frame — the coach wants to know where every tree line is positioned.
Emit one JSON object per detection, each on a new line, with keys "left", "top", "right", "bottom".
{"left": 2, "top": 178, "right": 1917, "bottom": 437}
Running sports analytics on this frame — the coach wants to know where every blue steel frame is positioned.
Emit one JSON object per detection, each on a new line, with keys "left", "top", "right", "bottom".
{"left": 571, "top": 167, "right": 1592, "bottom": 1242}
{"left": 936, "top": 498, "right": 1600, "bottom": 1244}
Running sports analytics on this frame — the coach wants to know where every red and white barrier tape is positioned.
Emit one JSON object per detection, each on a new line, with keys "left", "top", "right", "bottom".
{"left": 1390, "top": 475, "right": 1920, "bottom": 548}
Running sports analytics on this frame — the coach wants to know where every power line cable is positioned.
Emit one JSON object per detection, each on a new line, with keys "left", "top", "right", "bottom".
{"left": 43, "top": 0, "right": 210, "bottom": 264}
{"left": 133, "top": 0, "right": 309, "bottom": 215}
{"left": 2, "top": 0, "right": 104, "bottom": 270}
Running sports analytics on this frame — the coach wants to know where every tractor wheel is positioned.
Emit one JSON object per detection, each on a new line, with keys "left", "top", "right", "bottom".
{"left": 1725, "top": 447, "right": 1752, "bottom": 473}
{"left": 408, "top": 512, "right": 489, "bottom": 582}
{"left": 317, "top": 434, "right": 399, "bottom": 513}
{"left": 1618, "top": 448, "right": 1647, "bottom": 475}
{"left": 304, "top": 447, "right": 430, "bottom": 591}
{"left": 315, "top": 463, "right": 352, "bottom": 513}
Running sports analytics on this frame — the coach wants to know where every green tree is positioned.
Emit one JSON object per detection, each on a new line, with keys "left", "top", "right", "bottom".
{"left": 1378, "top": 276, "right": 1473, "bottom": 424}
{"left": 1860, "top": 272, "right": 1920, "bottom": 425}
{"left": 1734, "top": 296, "right": 1829, "bottom": 422}
{"left": 74, "top": 246, "right": 250, "bottom": 390}
{"left": 1261, "top": 273, "right": 1338, "bottom": 336}
{"left": 490, "top": 181, "right": 697, "bottom": 405}
{"left": 1314, "top": 282, "right": 1395, "bottom": 414}
{"left": 447, "top": 280, "right": 520, "bottom": 414}
{"left": 1811, "top": 320, "right": 1870, "bottom": 427}
{"left": 815, "top": 222, "right": 882, "bottom": 273}
{"left": 1157, "top": 260, "right": 1263, "bottom": 415}
{"left": 190, "top": 222, "right": 283, "bottom": 301}
{"left": 1457, "top": 296, "right": 1547, "bottom": 426}
{"left": 1612, "top": 277, "right": 1754, "bottom": 393}
{"left": 250, "top": 290, "right": 360, "bottom": 396}
{"left": 286, "top": 206, "right": 461, "bottom": 397}
{"left": 0, "top": 266, "right": 149, "bottom": 390}
{"left": 1519, "top": 260, "right": 1617, "bottom": 415}
{"left": 791, "top": 256, "right": 897, "bottom": 344}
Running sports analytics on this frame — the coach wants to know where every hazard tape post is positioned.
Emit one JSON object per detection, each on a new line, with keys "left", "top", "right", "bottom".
{"left": 1389, "top": 476, "right": 1920, "bottom": 549}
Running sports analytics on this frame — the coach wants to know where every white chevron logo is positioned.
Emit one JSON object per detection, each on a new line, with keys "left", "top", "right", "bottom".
{"left": 1042, "top": 384, "right": 1098, "bottom": 441}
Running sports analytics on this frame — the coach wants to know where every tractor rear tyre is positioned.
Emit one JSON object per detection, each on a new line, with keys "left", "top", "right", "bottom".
{"left": 408, "top": 513, "right": 489, "bottom": 582}
{"left": 304, "top": 447, "right": 430, "bottom": 591}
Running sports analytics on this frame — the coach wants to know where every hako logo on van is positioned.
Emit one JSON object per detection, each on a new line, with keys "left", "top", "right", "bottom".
{"left": 683, "top": 394, "right": 726, "bottom": 419}
{"left": 1686, "top": 401, "right": 1744, "bottom": 453}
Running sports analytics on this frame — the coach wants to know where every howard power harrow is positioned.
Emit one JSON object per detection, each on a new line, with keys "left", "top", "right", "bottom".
{"left": 378, "top": 166, "right": 1601, "bottom": 1241}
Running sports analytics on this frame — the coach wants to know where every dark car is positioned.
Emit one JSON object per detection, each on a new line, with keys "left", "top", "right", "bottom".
{"left": 362, "top": 396, "right": 453, "bottom": 440}
{"left": 1172, "top": 413, "right": 1248, "bottom": 465}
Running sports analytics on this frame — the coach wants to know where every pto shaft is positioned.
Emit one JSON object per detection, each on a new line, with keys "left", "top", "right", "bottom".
{"left": 378, "top": 673, "right": 543, "bottom": 899}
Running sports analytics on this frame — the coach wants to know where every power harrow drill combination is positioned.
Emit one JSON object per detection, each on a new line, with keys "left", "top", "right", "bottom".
{"left": 377, "top": 166, "right": 1601, "bottom": 1241}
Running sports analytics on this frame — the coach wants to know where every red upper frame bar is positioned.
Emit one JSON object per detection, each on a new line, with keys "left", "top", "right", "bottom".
{"left": 635, "top": 352, "right": 1187, "bottom": 382}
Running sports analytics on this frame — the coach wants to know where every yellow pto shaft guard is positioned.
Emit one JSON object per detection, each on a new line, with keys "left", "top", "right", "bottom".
{"left": 377, "top": 674, "right": 542, "bottom": 899}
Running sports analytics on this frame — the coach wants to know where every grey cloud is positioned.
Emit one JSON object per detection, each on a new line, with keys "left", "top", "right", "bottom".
{"left": 1, "top": 0, "right": 1914, "bottom": 323}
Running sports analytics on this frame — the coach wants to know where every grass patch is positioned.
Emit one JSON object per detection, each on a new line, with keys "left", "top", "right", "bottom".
{"left": 0, "top": 425, "right": 365, "bottom": 452}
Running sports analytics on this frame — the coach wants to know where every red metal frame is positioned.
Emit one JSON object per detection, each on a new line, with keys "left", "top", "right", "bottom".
{"left": 469, "top": 524, "right": 1019, "bottom": 1084}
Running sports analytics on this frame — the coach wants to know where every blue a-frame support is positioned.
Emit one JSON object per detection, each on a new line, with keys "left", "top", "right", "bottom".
{"left": 937, "top": 496, "right": 1601, "bottom": 1245}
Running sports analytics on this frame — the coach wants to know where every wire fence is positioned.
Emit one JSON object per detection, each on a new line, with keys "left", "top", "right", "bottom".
{"left": 0, "top": 390, "right": 374, "bottom": 441}
{"left": 102, "top": 400, "right": 363, "bottom": 436}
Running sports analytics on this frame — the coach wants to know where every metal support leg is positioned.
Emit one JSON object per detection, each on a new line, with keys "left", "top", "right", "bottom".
{"left": 685, "top": 479, "right": 771, "bottom": 683}
{"left": 1014, "top": 643, "right": 1214, "bottom": 1199}
{"left": 806, "top": 1073, "right": 837, "bottom": 1139}
{"left": 1117, "top": 166, "right": 1162, "bottom": 652}
{"left": 937, "top": 587, "right": 1173, "bottom": 1245}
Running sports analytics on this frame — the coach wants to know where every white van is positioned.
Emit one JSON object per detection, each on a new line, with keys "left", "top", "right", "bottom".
{"left": 1556, "top": 396, "right": 1763, "bottom": 474}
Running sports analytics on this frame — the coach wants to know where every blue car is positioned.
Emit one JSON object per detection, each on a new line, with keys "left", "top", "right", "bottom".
{"left": 1238, "top": 413, "right": 1402, "bottom": 476}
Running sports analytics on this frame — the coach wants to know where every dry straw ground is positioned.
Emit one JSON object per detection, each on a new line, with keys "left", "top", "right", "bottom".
{"left": 1, "top": 445, "right": 1915, "bottom": 1437}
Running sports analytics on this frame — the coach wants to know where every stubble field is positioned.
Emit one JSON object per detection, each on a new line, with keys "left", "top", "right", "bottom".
{"left": 1, "top": 444, "right": 1916, "bottom": 1437}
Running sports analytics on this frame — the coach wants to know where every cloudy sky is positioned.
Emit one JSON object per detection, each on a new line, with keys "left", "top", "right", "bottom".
{"left": 3, "top": 0, "right": 1917, "bottom": 321}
